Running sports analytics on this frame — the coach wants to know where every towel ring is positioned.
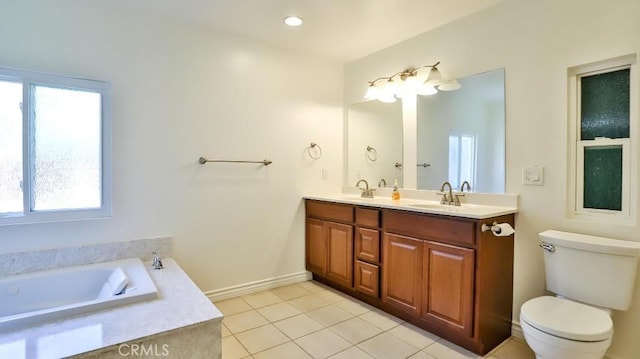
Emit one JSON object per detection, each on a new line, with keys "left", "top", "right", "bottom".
{"left": 307, "top": 142, "right": 323, "bottom": 160}
{"left": 366, "top": 146, "right": 378, "bottom": 161}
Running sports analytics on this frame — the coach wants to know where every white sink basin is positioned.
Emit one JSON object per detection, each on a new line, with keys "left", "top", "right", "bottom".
{"left": 408, "top": 203, "right": 448, "bottom": 210}
{"left": 409, "top": 203, "right": 510, "bottom": 217}
{"left": 341, "top": 195, "right": 374, "bottom": 201}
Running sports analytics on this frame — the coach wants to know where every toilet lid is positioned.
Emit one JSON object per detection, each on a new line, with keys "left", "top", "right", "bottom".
{"left": 521, "top": 296, "right": 613, "bottom": 342}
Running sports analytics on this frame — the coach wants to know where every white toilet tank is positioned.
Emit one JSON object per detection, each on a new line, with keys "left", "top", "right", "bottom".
{"left": 540, "top": 230, "right": 640, "bottom": 311}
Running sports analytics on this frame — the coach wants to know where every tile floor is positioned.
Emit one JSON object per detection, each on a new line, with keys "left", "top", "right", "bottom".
{"left": 215, "top": 280, "right": 535, "bottom": 359}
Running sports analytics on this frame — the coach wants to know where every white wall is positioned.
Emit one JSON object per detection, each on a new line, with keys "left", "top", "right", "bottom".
{"left": 344, "top": 0, "right": 640, "bottom": 357}
{"left": 0, "top": 1, "right": 343, "bottom": 291}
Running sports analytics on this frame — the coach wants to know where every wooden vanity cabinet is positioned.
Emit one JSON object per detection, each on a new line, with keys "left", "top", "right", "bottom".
{"left": 305, "top": 199, "right": 515, "bottom": 356}
{"left": 422, "top": 240, "right": 475, "bottom": 337}
{"left": 354, "top": 207, "right": 381, "bottom": 298}
{"left": 382, "top": 210, "right": 476, "bottom": 337}
{"left": 382, "top": 233, "right": 422, "bottom": 314}
{"left": 305, "top": 201, "right": 354, "bottom": 289}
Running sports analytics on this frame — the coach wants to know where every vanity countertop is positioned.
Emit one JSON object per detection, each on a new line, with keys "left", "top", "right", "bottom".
{"left": 0, "top": 258, "right": 223, "bottom": 359}
{"left": 304, "top": 193, "right": 518, "bottom": 219}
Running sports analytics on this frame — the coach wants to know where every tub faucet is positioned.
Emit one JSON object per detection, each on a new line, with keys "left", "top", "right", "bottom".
{"left": 152, "top": 251, "right": 163, "bottom": 270}
{"left": 356, "top": 179, "right": 375, "bottom": 198}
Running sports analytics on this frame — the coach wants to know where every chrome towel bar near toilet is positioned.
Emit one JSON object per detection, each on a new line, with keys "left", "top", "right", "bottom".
{"left": 198, "top": 157, "right": 273, "bottom": 166}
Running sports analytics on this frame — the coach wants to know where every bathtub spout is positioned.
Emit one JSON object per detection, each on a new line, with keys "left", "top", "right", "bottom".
{"left": 152, "top": 252, "right": 163, "bottom": 270}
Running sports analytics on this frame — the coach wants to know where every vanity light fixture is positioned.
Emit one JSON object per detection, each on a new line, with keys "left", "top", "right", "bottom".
{"left": 284, "top": 16, "right": 303, "bottom": 27}
{"left": 364, "top": 61, "right": 461, "bottom": 102}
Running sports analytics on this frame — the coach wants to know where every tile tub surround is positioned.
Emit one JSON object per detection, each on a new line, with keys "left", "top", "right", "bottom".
{"left": 0, "top": 258, "right": 223, "bottom": 359}
{"left": 0, "top": 236, "right": 173, "bottom": 277}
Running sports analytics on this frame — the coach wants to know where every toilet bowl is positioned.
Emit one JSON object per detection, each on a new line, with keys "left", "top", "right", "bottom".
{"left": 521, "top": 230, "right": 640, "bottom": 359}
{"left": 520, "top": 296, "right": 613, "bottom": 359}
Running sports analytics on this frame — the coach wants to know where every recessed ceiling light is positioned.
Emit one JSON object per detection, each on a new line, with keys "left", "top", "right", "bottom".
{"left": 284, "top": 16, "right": 303, "bottom": 27}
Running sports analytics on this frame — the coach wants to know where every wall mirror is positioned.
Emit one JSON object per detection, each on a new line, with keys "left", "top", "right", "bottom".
{"left": 417, "top": 68, "right": 505, "bottom": 193}
{"left": 346, "top": 100, "right": 402, "bottom": 188}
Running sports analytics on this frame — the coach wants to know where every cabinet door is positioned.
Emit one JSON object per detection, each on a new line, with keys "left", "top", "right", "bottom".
{"left": 382, "top": 233, "right": 423, "bottom": 315}
{"left": 325, "top": 222, "right": 354, "bottom": 288}
{"left": 422, "top": 241, "right": 475, "bottom": 337}
{"left": 355, "top": 260, "right": 379, "bottom": 298}
{"left": 355, "top": 227, "right": 380, "bottom": 263}
{"left": 305, "top": 218, "right": 326, "bottom": 276}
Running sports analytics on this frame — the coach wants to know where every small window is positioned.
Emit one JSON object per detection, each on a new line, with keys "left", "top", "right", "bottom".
{"left": 0, "top": 67, "right": 111, "bottom": 225}
{"left": 448, "top": 132, "right": 476, "bottom": 189}
{"left": 567, "top": 55, "right": 636, "bottom": 224}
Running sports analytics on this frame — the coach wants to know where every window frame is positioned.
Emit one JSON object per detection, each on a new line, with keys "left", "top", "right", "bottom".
{"left": 567, "top": 55, "right": 637, "bottom": 225}
{"left": 0, "top": 66, "right": 112, "bottom": 226}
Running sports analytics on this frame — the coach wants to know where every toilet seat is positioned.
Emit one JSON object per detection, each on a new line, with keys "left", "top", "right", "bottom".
{"left": 521, "top": 296, "right": 613, "bottom": 342}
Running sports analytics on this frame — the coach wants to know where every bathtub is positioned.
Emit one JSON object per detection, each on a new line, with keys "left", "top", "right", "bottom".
{"left": 0, "top": 258, "right": 158, "bottom": 331}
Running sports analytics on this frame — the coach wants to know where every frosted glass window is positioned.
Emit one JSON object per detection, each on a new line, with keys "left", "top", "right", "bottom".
{"left": 0, "top": 80, "right": 23, "bottom": 214}
{"left": 569, "top": 55, "right": 635, "bottom": 222}
{"left": 31, "top": 85, "right": 102, "bottom": 211}
{"left": 0, "top": 66, "right": 111, "bottom": 225}
{"left": 577, "top": 66, "right": 630, "bottom": 214}
{"left": 580, "top": 69, "right": 629, "bottom": 140}
{"left": 583, "top": 146, "right": 622, "bottom": 211}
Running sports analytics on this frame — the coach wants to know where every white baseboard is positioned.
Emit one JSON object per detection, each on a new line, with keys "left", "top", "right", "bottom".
{"left": 511, "top": 320, "right": 525, "bottom": 341}
{"left": 204, "top": 271, "right": 312, "bottom": 302}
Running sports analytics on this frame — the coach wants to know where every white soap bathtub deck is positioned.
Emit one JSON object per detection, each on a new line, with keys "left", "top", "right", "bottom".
{"left": 0, "top": 258, "right": 223, "bottom": 359}
{"left": 0, "top": 258, "right": 158, "bottom": 331}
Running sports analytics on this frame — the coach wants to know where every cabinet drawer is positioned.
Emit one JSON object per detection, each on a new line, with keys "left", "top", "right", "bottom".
{"left": 355, "top": 260, "right": 379, "bottom": 298}
{"left": 355, "top": 227, "right": 380, "bottom": 263}
{"left": 306, "top": 200, "right": 354, "bottom": 223}
{"left": 383, "top": 210, "right": 476, "bottom": 246}
{"left": 355, "top": 207, "right": 380, "bottom": 228}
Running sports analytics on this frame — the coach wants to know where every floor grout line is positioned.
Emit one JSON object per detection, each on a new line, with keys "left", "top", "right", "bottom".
{"left": 217, "top": 280, "right": 533, "bottom": 359}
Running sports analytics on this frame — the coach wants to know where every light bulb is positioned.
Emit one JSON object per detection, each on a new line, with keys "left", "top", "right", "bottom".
{"left": 417, "top": 85, "right": 438, "bottom": 96}
{"left": 378, "top": 93, "right": 397, "bottom": 103}
{"left": 364, "top": 84, "right": 379, "bottom": 100}
{"left": 425, "top": 67, "right": 444, "bottom": 86}
{"left": 438, "top": 79, "right": 462, "bottom": 91}
{"left": 284, "top": 16, "right": 303, "bottom": 27}
{"left": 378, "top": 79, "right": 398, "bottom": 98}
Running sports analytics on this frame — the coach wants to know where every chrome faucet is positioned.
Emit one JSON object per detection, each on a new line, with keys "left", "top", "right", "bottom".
{"left": 438, "top": 181, "right": 453, "bottom": 205}
{"left": 460, "top": 181, "right": 471, "bottom": 192}
{"left": 453, "top": 181, "right": 471, "bottom": 206}
{"left": 152, "top": 251, "right": 163, "bottom": 270}
{"left": 438, "top": 181, "right": 455, "bottom": 205}
{"left": 378, "top": 178, "right": 387, "bottom": 188}
{"left": 356, "top": 179, "right": 375, "bottom": 198}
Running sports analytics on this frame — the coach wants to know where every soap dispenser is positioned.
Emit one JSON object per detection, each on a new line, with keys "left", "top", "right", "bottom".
{"left": 392, "top": 179, "right": 400, "bottom": 200}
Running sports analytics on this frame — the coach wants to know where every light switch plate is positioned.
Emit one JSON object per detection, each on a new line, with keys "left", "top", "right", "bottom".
{"left": 522, "top": 165, "right": 544, "bottom": 185}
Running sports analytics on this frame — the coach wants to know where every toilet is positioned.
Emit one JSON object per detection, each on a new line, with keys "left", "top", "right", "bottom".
{"left": 520, "top": 230, "right": 640, "bottom": 359}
